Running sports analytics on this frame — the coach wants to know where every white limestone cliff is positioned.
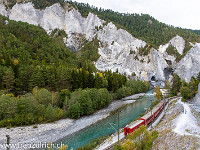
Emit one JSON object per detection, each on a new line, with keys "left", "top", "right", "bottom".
{"left": 0, "top": 4, "right": 7, "bottom": 17}
{"left": 174, "top": 43, "right": 200, "bottom": 82}
{"left": 158, "top": 35, "right": 185, "bottom": 55}
{"left": 0, "top": 2, "right": 198, "bottom": 86}
{"left": 9, "top": 2, "right": 41, "bottom": 26}
{"left": 96, "top": 22, "right": 147, "bottom": 76}
{"left": 6, "top": 2, "right": 104, "bottom": 49}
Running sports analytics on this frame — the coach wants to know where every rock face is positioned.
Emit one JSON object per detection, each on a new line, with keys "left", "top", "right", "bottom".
{"left": 0, "top": 4, "right": 7, "bottom": 17}
{"left": 158, "top": 35, "right": 185, "bottom": 68}
{"left": 194, "top": 83, "right": 200, "bottom": 105}
{"left": 175, "top": 43, "right": 200, "bottom": 82}
{"left": 0, "top": 2, "right": 199, "bottom": 86}
{"left": 96, "top": 22, "right": 146, "bottom": 75}
{"left": 7, "top": 2, "right": 104, "bottom": 50}
{"left": 159, "top": 35, "right": 185, "bottom": 55}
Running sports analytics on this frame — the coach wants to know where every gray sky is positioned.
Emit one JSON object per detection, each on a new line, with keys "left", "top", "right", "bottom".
{"left": 74, "top": 0, "right": 200, "bottom": 30}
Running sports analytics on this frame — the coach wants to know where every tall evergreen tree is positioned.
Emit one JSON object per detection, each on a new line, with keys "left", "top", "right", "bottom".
{"left": 3, "top": 67, "right": 15, "bottom": 92}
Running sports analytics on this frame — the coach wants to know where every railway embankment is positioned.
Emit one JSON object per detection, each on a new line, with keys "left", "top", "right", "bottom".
{"left": 152, "top": 98, "right": 200, "bottom": 149}
{"left": 95, "top": 97, "right": 173, "bottom": 150}
{"left": 95, "top": 96, "right": 200, "bottom": 150}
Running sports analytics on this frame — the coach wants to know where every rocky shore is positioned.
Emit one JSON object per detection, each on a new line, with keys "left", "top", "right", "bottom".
{"left": 0, "top": 93, "right": 144, "bottom": 150}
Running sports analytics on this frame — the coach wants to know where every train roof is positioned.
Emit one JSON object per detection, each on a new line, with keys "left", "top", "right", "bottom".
{"left": 152, "top": 105, "right": 160, "bottom": 113}
{"left": 140, "top": 111, "right": 152, "bottom": 120}
{"left": 141, "top": 100, "right": 165, "bottom": 119}
{"left": 128, "top": 120, "right": 144, "bottom": 129}
{"left": 152, "top": 100, "right": 165, "bottom": 112}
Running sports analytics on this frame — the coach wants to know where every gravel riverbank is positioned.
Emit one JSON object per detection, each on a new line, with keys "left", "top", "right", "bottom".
{"left": 0, "top": 93, "right": 145, "bottom": 150}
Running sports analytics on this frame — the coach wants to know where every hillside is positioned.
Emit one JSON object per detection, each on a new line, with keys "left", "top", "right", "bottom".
{"left": 1, "top": 0, "right": 200, "bottom": 82}
{"left": 0, "top": 10, "right": 152, "bottom": 127}
{"left": 1, "top": 1, "right": 200, "bottom": 149}
{"left": 1, "top": 0, "right": 200, "bottom": 48}
{"left": 1, "top": 0, "right": 200, "bottom": 85}
{"left": 187, "top": 29, "right": 200, "bottom": 36}
{"left": 1, "top": 0, "right": 200, "bottom": 148}
{"left": 70, "top": 1, "right": 200, "bottom": 49}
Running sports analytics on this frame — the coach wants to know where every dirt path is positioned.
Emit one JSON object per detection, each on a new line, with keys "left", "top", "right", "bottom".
{"left": 152, "top": 98, "right": 200, "bottom": 150}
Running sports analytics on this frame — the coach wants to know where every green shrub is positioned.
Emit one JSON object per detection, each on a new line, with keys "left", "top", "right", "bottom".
{"left": 45, "top": 104, "right": 56, "bottom": 122}
{"left": 33, "top": 125, "right": 38, "bottom": 128}
{"left": 77, "top": 137, "right": 107, "bottom": 150}
{"left": 180, "top": 86, "right": 191, "bottom": 101}
{"left": 35, "top": 88, "right": 52, "bottom": 107}
{"left": 68, "top": 103, "right": 81, "bottom": 119}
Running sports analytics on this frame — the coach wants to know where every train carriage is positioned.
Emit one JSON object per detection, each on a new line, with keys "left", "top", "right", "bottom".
{"left": 153, "top": 100, "right": 165, "bottom": 117}
{"left": 152, "top": 105, "right": 160, "bottom": 118}
{"left": 124, "top": 120, "right": 144, "bottom": 135}
{"left": 139, "top": 111, "right": 154, "bottom": 125}
{"left": 124, "top": 100, "right": 167, "bottom": 136}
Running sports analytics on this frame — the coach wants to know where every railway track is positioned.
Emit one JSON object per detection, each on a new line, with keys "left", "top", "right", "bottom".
{"left": 95, "top": 96, "right": 179, "bottom": 150}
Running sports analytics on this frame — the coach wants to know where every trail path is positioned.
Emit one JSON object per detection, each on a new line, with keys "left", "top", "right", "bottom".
{"left": 173, "top": 99, "right": 200, "bottom": 138}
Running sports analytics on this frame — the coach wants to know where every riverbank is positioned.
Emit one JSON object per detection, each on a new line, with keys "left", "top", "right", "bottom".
{"left": 152, "top": 98, "right": 200, "bottom": 149}
{"left": 94, "top": 97, "right": 173, "bottom": 150}
{"left": 0, "top": 93, "right": 145, "bottom": 150}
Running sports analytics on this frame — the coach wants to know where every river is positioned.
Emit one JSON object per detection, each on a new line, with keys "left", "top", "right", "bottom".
{"left": 55, "top": 89, "right": 155, "bottom": 150}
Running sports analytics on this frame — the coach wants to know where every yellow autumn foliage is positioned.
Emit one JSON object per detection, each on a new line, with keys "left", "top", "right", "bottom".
{"left": 154, "top": 86, "right": 163, "bottom": 100}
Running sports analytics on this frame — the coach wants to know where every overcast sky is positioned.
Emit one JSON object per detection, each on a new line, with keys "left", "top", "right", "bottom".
{"left": 73, "top": 0, "right": 200, "bottom": 30}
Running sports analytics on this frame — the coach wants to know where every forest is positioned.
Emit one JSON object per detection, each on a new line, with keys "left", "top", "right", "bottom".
{"left": 2, "top": 0, "right": 200, "bottom": 60}
{"left": 68, "top": 1, "right": 200, "bottom": 47}
{"left": 67, "top": 1, "right": 200, "bottom": 62}
{"left": 0, "top": 0, "right": 199, "bottom": 127}
{"left": 162, "top": 73, "right": 200, "bottom": 102}
{"left": 0, "top": 14, "right": 150, "bottom": 127}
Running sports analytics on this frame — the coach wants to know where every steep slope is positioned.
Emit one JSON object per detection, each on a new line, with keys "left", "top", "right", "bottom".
{"left": 175, "top": 43, "right": 200, "bottom": 82}
{"left": 158, "top": 35, "right": 185, "bottom": 55}
{"left": 6, "top": 2, "right": 104, "bottom": 50}
{"left": 70, "top": 1, "right": 200, "bottom": 48}
{"left": 1, "top": 1, "right": 200, "bottom": 86}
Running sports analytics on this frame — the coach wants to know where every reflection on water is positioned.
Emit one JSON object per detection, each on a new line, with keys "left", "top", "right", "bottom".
{"left": 56, "top": 89, "right": 155, "bottom": 150}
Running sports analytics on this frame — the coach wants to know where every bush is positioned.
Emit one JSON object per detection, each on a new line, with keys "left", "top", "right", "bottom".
{"left": 45, "top": 104, "right": 56, "bottom": 122}
{"left": 113, "top": 143, "right": 123, "bottom": 150}
{"left": 0, "top": 94, "right": 17, "bottom": 120}
{"left": 59, "top": 89, "right": 70, "bottom": 108}
{"left": 116, "top": 86, "right": 127, "bottom": 99}
{"left": 96, "top": 88, "right": 112, "bottom": 108}
{"left": 68, "top": 103, "right": 81, "bottom": 119}
{"left": 78, "top": 90, "right": 94, "bottom": 115}
{"left": 77, "top": 137, "right": 107, "bottom": 150}
{"left": 64, "top": 88, "right": 112, "bottom": 118}
{"left": 180, "top": 86, "right": 191, "bottom": 101}
{"left": 87, "top": 88, "right": 99, "bottom": 109}
{"left": 34, "top": 88, "right": 52, "bottom": 107}
{"left": 120, "top": 126, "right": 158, "bottom": 150}
{"left": 33, "top": 125, "right": 38, "bottom": 128}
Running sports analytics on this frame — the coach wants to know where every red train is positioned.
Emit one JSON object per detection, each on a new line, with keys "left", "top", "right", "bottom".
{"left": 124, "top": 97, "right": 174, "bottom": 136}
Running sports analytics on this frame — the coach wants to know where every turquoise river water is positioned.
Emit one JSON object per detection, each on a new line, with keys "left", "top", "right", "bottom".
{"left": 56, "top": 89, "right": 155, "bottom": 149}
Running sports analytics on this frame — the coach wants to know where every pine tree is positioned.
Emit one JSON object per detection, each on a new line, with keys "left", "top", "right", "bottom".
{"left": 171, "top": 73, "right": 181, "bottom": 96}
{"left": 3, "top": 67, "right": 15, "bottom": 92}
